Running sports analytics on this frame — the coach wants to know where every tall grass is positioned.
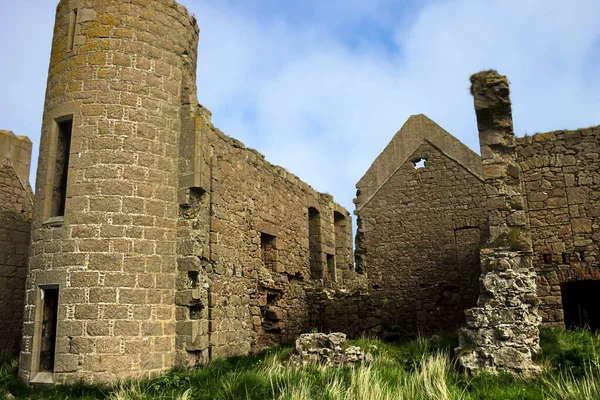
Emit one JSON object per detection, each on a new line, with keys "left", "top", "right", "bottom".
{"left": 1, "top": 327, "right": 599, "bottom": 399}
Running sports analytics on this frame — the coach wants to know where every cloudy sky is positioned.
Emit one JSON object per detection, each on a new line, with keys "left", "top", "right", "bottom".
{"left": 0, "top": 0, "right": 599, "bottom": 214}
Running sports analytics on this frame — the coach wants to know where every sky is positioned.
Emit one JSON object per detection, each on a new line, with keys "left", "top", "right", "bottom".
{"left": 0, "top": 0, "right": 599, "bottom": 216}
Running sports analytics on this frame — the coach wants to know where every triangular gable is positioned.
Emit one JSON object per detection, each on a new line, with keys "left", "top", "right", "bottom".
{"left": 355, "top": 114, "right": 482, "bottom": 212}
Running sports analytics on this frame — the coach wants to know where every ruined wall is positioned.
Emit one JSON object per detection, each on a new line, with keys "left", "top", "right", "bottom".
{"left": 457, "top": 70, "right": 540, "bottom": 375}
{"left": 0, "top": 130, "right": 33, "bottom": 354}
{"left": 354, "top": 115, "right": 486, "bottom": 335}
{"left": 175, "top": 109, "right": 356, "bottom": 366}
{"left": 21, "top": 0, "right": 198, "bottom": 383}
{"left": 354, "top": 119, "right": 487, "bottom": 335}
{"left": 516, "top": 127, "right": 600, "bottom": 327}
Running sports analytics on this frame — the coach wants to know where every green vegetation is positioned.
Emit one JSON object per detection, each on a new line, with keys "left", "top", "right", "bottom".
{"left": 1, "top": 327, "right": 599, "bottom": 399}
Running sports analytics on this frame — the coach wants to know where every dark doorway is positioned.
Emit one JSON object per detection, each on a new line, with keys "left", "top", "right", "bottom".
{"left": 39, "top": 288, "right": 59, "bottom": 372}
{"left": 561, "top": 281, "right": 600, "bottom": 331}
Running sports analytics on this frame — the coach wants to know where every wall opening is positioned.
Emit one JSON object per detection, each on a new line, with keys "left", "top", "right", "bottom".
{"left": 188, "top": 271, "right": 199, "bottom": 289}
{"left": 260, "top": 232, "right": 277, "bottom": 269}
{"left": 413, "top": 158, "right": 427, "bottom": 169}
{"left": 326, "top": 254, "right": 335, "bottom": 281}
{"left": 562, "top": 253, "right": 568, "bottom": 264}
{"left": 579, "top": 251, "right": 586, "bottom": 262}
{"left": 38, "top": 288, "right": 59, "bottom": 373}
{"left": 334, "top": 211, "right": 350, "bottom": 271}
{"left": 543, "top": 254, "right": 552, "bottom": 264}
{"left": 308, "top": 207, "right": 322, "bottom": 279}
{"left": 50, "top": 118, "right": 73, "bottom": 218}
{"left": 189, "top": 303, "right": 203, "bottom": 320}
{"left": 67, "top": 9, "right": 78, "bottom": 51}
{"left": 561, "top": 281, "right": 600, "bottom": 331}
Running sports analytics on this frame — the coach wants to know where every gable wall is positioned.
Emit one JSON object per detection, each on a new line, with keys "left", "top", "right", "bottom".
{"left": 357, "top": 142, "right": 486, "bottom": 334}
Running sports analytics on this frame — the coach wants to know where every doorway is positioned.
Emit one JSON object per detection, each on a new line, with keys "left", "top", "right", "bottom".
{"left": 561, "top": 281, "right": 600, "bottom": 331}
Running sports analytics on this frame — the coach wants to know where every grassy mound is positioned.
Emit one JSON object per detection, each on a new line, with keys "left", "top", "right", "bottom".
{"left": 1, "top": 327, "right": 599, "bottom": 399}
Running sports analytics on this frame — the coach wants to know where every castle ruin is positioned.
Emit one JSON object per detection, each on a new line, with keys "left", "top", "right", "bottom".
{"left": 0, "top": 0, "right": 597, "bottom": 385}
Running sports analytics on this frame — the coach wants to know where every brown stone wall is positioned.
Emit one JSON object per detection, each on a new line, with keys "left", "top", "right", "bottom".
{"left": 21, "top": 0, "right": 198, "bottom": 383}
{"left": 457, "top": 70, "right": 540, "bottom": 375}
{"left": 175, "top": 112, "right": 355, "bottom": 365}
{"left": 357, "top": 142, "right": 486, "bottom": 335}
{"left": 516, "top": 127, "right": 600, "bottom": 327}
{"left": 0, "top": 141, "right": 33, "bottom": 353}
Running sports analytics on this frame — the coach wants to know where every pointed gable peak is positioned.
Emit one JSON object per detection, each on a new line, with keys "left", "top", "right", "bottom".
{"left": 355, "top": 114, "right": 482, "bottom": 212}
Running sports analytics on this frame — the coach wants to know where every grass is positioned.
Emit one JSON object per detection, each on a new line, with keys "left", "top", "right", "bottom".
{"left": 1, "top": 327, "right": 599, "bottom": 399}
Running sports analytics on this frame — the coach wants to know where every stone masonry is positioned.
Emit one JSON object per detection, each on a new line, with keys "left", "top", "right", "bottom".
{"left": 15, "top": 0, "right": 358, "bottom": 385}
{"left": 1, "top": 0, "right": 598, "bottom": 387}
{"left": 455, "top": 70, "right": 540, "bottom": 374}
{"left": 0, "top": 130, "right": 33, "bottom": 355}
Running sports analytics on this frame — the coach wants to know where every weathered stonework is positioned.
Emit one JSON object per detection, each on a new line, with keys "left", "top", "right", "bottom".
{"left": 0, "top": 130, "right": 33, "bottom": 355}
{"left": 16, "top": 0, "right": 356, "bottom": 385}
{"left": 354, "top": 115, "right": 487, "bottom": 335}
{"left": 456, "top": 71, "right": 540, "bottom": 375}
{"left": 3, "top": 0, "right": 598, "bottom": 387}
{"left": 516, "top": 127, "right": 600, "bottom": 329}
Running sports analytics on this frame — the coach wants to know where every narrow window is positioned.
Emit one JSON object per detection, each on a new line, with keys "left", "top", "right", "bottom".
{"left": 50, "top": 118, "right": 73, "bottom": 218}
{"left": 308, "top": 207, "right": 322, "bottom": 279}
{"left": 543, "top": 254, "right": 552, "bottom": 264}
{"left": 67, "top": 9, "right": 78, "bottom": 51}
{"left": 579, "top": 251, "right": 586, "bottom": 262}
{"left": 334, "top": 211, "right": 350, "bottom": 271}
{"left": 261, "top": 232, "right": 277, "bottom": 269}
{"left": 327, "top": 254, "right": 336, "bottom": 282}
{"left": 38, "top": 288, "right": 59, "bottom": 373}
{"left": 188, "top": 271, "right": 199, "bottom": 289}
{"left": 562, "top": 253, "right": 568, "bottom": 264}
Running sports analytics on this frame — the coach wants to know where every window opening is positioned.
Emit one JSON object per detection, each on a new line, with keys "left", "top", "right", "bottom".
{"left": 50, "top": 118, "right": 73, "bottom": 217}
{"left": 562, "top": 253, "right": 568, "bottom": 264}
{"left": 188, "top": 271, "right": 199, "bottom": 289}
{"left": 67, "top": 9, "right": 78, "bottom": 51}
{"left": 561, "top": 281, "right": 600, "bottom": 331}
{"left": 543, "top": 254, "right": 552, "bottom": 264}
{"left": 413, "top": 158, "right": 426, "bottom": 169}
{"left": 189, "top": 303, "right": 203, "bottom": 320}
{"left": 308, "top": 207, "right": 322, "bottom": 279}
{"left": 326, "top": 254, "right": 335, "bottom": 281}
{"left": 334, "top": 211, "right": 350, "bottom": 271}
{"left": 579, "top": 251, "right": 586, "bottom": 262}
{"left": 260, "top": 232, "right": 277, "bottom": 269}
{"left": 39, "top": 288, "right": 59, "bottom": 373}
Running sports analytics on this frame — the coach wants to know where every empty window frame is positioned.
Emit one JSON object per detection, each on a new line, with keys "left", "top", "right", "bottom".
{"left": 50, "top": 118, "right": 73, "bottom": 218}
{"left": 67, "top": 9, "right": 78, "bottom": 51}
{"left": 37, "top": 288, "right": 59, "bottom": 374}
{"left": 261, "top": 232, "right": 277, "bottom": 269}
{"left": 308, "top": 207, "right": 322, "bottom": 279}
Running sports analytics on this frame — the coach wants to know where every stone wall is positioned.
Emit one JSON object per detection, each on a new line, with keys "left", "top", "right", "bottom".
{"left": 516, "top": 127, "right": 600, "bottom": 327}
{"left": 0, "top": 130, "right": 33, "bottom": 354}
{"left": 175, "top": 108, "right": 356, "bottom": 366}
{"left": 20, "top": 0, "right": 199, "bottom": 383}
{"left": 354, "top": 115, "right": 486, "bottom": 335}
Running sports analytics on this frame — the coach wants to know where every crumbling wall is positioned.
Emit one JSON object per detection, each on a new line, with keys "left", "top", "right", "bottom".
{"left": 457, "top": 70, "right": 540, "bottom": 375}
{"left": 175, "top": 108, "right": 356, "bottom": 365}
{"left": 354, "top": 116, "right": 486, "bottom": 335}
{"left": 516, "top": 127, "right": 600, "bottom": 327}
{"left": 0, "top": 130, "right": 33, "bottom": 354}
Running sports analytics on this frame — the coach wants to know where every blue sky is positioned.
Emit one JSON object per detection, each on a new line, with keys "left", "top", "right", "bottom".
{"left": 1, "top": 0, "right": 599, "bottom": 215}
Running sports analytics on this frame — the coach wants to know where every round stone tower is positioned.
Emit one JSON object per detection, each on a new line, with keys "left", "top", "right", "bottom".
{"left": 20, "top": 0, "right": 199, "bottom": 384}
